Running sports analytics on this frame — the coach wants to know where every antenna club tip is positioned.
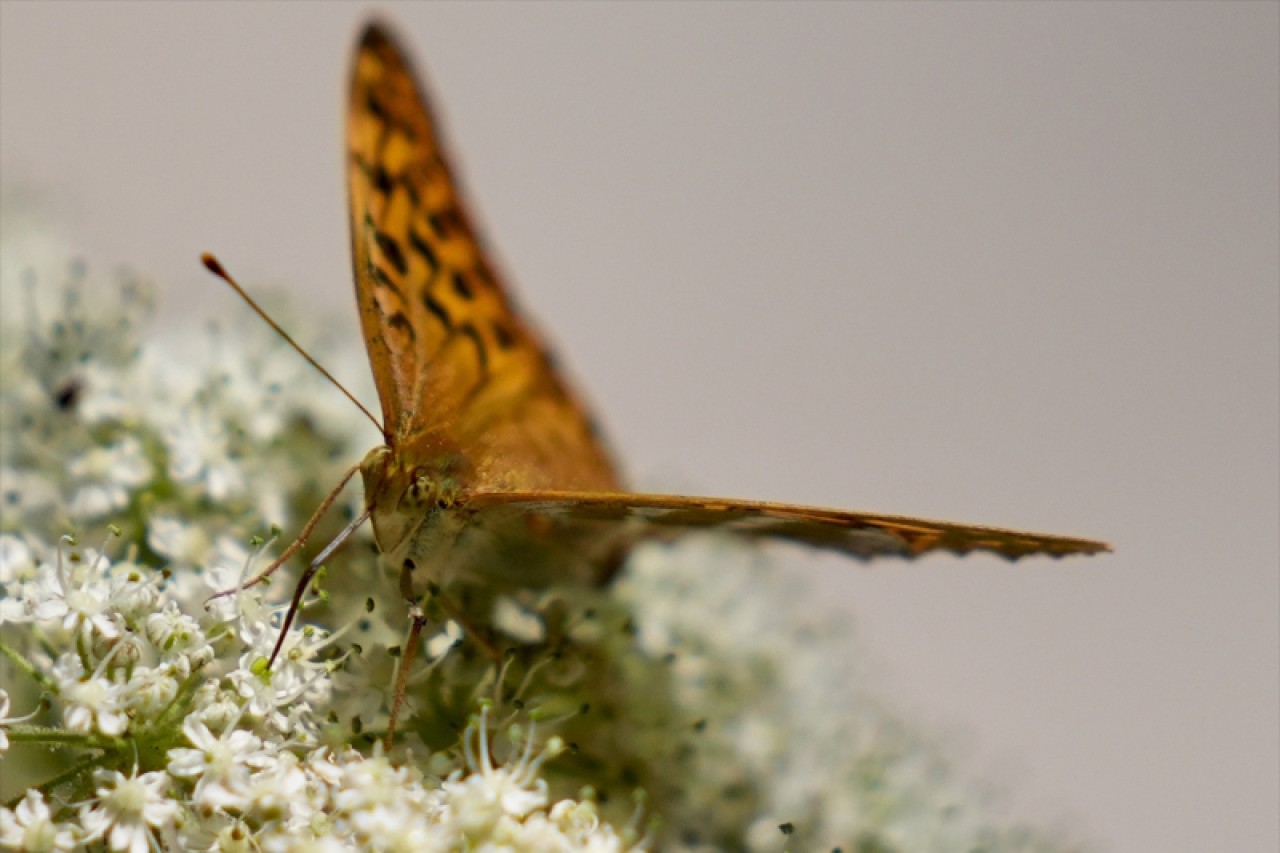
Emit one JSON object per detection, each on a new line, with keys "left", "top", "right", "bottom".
{"left": 201, "top": 253, "right": 226, "bottom": 276}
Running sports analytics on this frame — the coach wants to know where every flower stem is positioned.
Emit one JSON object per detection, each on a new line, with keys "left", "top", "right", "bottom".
{"left": 0, "top": 637, "right": 57, "bottom": 693}
{"left": 4, "top": 725, "right": 119, "bottom": 750}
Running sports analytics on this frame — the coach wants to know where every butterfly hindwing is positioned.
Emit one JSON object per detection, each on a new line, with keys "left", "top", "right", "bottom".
{"left": 466, "top": 491, "right": 1111, "bottom": 561}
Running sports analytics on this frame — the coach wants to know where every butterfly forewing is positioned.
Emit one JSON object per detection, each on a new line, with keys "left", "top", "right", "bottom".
{"left": 348, "top": 24, "right": 618, "bottom": 492}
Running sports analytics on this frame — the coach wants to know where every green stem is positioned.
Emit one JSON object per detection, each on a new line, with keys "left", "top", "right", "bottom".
{"left": 3, "top": 725, "right": 119, "bottom": 750}
{"left": 149, "top": 664, "right": 207, "bottom": 733}
{"left": 0, "top": 637, "right": 57, "bottom": 693}
{"left": 5, "top": 750, "right": 108, "bottom": 810}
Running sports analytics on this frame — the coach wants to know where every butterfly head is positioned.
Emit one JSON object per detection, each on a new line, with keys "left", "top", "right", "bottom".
{"left": 359, "top": 445, "right": 462, "bottom": 561}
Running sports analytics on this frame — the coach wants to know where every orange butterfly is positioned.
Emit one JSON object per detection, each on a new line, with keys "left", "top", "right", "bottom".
{"left": 206, "top": 20, "right": 1106, "bottom": 740}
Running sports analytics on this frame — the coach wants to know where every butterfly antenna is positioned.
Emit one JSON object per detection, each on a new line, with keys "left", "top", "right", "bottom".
{"left": 201, "top": 253, "right": 384, "bottom": 435}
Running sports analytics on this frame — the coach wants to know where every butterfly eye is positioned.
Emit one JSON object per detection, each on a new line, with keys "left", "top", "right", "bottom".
{"left": 405, "top": 473, "right": 434, "bottom": 508}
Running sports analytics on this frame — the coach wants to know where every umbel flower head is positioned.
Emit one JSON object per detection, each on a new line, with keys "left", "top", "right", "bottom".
{"left": 0, "top": 208, "right": 1086, "bottom": 851}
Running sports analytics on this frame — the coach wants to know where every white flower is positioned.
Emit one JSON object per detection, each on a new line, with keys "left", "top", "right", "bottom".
{"left": 333, "top": 754, "right": 438, "bottom": 845}
{"left": 66, "top": 436, "right": 153, "bottom": 518}
{"left": 425, "top": 619, "right": 463, "bottom": 659}
{"left": 147, "top": 515, "right": 213, "bottom": 567}
{"left": 0, "top": 593, "right": 29, "bottom": 624}
{"left": 262, "top": 834, "right": 358, "bottom": 853}
{"left": 105, "top": 557, "right": 159, "bottom": 620}
{"left": 211, "top": 339, "right": 308, "bottom": 443}
{"left": 32, "top": 543, "right": 122, "bottom": 641}
{"left": 522, "top": 799, "right": 633, "bottom": 852}
{"left": 0, "top": 688, "right": 42, "bottom": 753}
{"left": 57, "top": 654, "right": 129, "bottom": 737}
{"left": 0, "top": 790, "right": 76, "bottom": 852}
{"left": 166, "top": 533, "right": 252, "bottom": 613}
{"left": 240, "top": 750, "right": 313, "bottom": 827}
{"left": 144, "top": 600, "right": 204, "bottom": 651}
{"left": 330, "top": 752, "right": 425, "bottom": 815}
{"left": 440, "top": 710, "right": 560, "bottom": 838}
{"left": 143, "top": 602, "right": 214, "bottom": 677}
{"left": 227, "top": 629, "right": 333, "bottom": 737}
{"left": 492, "top": 595, "right": 545, "bottom": 644}
{"left": 0, "top": 533, "right": 45, "bottom": 623}
{"left": 165, "top": 408, "right": 245, "bottom": 500}
{"left": 174, "top": 812, "right": 258, "bottom": 853}
{"left": 0, "top": 465, "right": 61, "bottom": 528}
{"left": 121, "top": 664, "right": 180, "bottom": 717}
{"left": 0, "top": 533, "right": 37, "bottom": 584}
{"left": 190, "top": 683, "right": 243, "bottom": 733}
{"left": 78, "top": 767, "right": 179, "bottom": 853}
{"left": 218, "top": 568, "right": 349, "bottom": 737}
{"left": 62, "top": 676, "right": 129, "bottom": 737}
{"left": 73, "top": 361, "right": 135, "bottom": 425}
{"left": 167, "top": 715, "right": 278, "bottom": 811}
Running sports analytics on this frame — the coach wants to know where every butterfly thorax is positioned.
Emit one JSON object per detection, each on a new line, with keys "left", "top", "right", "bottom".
{"left": 358, "top": 443, "right": 633, "bottom": 596}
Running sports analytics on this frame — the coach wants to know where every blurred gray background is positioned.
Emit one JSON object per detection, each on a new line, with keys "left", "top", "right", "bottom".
{"left": 2, "top": 3, "right": 1276, "bottom": 850}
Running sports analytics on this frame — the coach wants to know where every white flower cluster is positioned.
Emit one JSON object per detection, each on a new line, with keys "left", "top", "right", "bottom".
{"left": 0, "top": 208, "right": 1084, "bottom": 851}
{"left": 0, "top": 530, "right": 641, "bottom": 852}
{"left": 1, "top": 701, "right": 635, "bottom": 852}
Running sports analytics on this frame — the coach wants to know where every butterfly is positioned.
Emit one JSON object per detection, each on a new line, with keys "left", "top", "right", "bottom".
{"left": 206, "top": 19, "right": 1106, "bottom": 740}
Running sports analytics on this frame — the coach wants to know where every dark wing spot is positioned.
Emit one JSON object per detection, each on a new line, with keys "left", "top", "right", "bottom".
{"left": 451, "top": 270, "right": 474, "bottom": 300}
{"left": 364, "top": 93, "right": 389, "bottom": 124}
{"left": 371, "top": 264, "right": 402, "bottom": 298}
{"left": 397, "top": 163, "right": 422, "bottom": 208}
{"left": 459, "top": 323, "right": 489, "bottom": 375}
{"left": 422, "top": 291, "right": 452, "bottom": 328}
{"left": 375, "top": 231, "right": 408, "bottom": 276}
{"left": 386, "top": 310, "right": 415, "bottom": 339}
{"left": 408, "top": 228, "right": 438, "bottom": 271}
{"left": 428, "top": 209, "right": 464, "bottom": 238}
{"left": 372, "top": 165, "right": 393, "bottom": 195}
{"left": 491, "top": 320, "right": 516, "bottom": 350}
{"left": 352, "top": 154, "right": 375, "bottom": 180}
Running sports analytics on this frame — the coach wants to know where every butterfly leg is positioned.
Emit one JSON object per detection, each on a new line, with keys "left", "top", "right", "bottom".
{"left": 397, "top": 563, "right": 504, "bottom": 663}
{"left": 267, "top": 507, "right": 371, "bottom": 668}
{"left": 385, "top": 602, "right": 429, "bottom": 750}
